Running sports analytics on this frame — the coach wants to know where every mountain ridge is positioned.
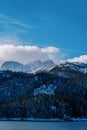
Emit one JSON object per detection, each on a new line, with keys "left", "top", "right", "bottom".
{"left": 0, "top": 59, "right": 56, "bottom": 73}
{"left": 0, "top": 59, "right": 87, "bottom": 120}
{"left": 1, "top": 60, "right": 87, "bottom": 74}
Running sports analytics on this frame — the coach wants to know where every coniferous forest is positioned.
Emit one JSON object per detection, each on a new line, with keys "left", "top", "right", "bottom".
{"left": 0, "top": 62, "right": 87, "bottom": 120}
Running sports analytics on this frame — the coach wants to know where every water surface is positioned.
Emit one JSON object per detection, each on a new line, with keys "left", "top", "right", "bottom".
{"left": 0, "top": 121, "right": 87, "bottom": 130}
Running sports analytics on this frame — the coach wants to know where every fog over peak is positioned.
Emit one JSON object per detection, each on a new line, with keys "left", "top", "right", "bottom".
{"left": 0, "top": 37, "right": 87, "bottom": 67}
{"left": 0, "top": 44, "right": 61, "bottom": 67}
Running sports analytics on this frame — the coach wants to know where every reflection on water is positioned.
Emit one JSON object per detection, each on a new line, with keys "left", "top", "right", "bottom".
{"left": 0, "top": 121, "right": 87, "bottom": 130}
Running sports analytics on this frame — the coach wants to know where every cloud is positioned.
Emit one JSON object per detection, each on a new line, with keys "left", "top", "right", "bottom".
{"left": 0, "top": 44, "right": 62, "bottom": 66}
{"left": 0, "top": 39, "right": 86, "bottom": 67}
{"left": 0, "top": 14, "right": 32, "bottom": 29}
{"left": 41, "top": 47, "right": 59, "bottom": 53}
{"left": 0, "top": 14, "right": 34, "bottom": 36}
{"left": 67, "top": 55, "right": 87, "bottom": 63}
{"left": 0, "top": 35, "right": 21, "bottom": 45}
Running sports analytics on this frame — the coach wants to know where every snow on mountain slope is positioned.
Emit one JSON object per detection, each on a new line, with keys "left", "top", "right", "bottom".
{"left": 0, "top": 60, "right": 56, "bottom": 73}
{"left": 34, "top": 84, "right": 57, "bottom": 95}
{"left": 63, "top": 62, "right": 87, "bottom": 73}
{"left": 1, "top": 60, "right": 87, "bottom": 75}
{"left": 33, "top": 60, "right": 55, "bottom": 73}
{"left": 49, "top": 62, "right": 87, "bottom": 78}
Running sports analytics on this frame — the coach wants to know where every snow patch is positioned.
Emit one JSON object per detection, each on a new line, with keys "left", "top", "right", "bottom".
{"left": 34, "top": 84, "right": 57, "bottom": 95}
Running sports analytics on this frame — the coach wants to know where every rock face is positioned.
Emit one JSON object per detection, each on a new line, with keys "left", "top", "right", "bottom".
{"left": 0, "top": 61, "right": 87, "bottom": 120}
{"left": 1, "top": 60, "right": 55, "bottom": 73}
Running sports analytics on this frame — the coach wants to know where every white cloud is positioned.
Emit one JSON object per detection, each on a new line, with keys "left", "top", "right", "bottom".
{"left": 0, "top": 35, "right": 21, "bottom": 45}
{"left": 0, "top": 14, "right": 34, "bottom": 36}
{"left": 0, "top": 14, "right": 32, "bottom": 29}
{"left": 0, "top": 44, "right": 62, "bottom": 66}
{"left": 67, "top": 55, "right": 87, "bottom": 63}
{"left": 41, "top": 47, "right": 59, "bottom": 53}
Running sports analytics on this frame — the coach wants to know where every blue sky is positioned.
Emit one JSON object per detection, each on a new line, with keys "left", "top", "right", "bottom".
{"left": 0, "top": 0, "right": 87, "bottom": 64}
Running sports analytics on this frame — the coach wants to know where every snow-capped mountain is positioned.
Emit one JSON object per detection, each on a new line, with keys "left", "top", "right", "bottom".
{"left": 61, "top": 62, "right": 87, "bottom": 73}
{"left": 49, "top": 62, "right": 87, "bottom": 78}
{"left": 0, "top": 60, "right": 56, "bottom": 73}
{"left": 1, "top": 60, "right": 87, "bottom": 75}
{"left": 1, "top": 61, "right": 24, "bottom": 72}
{"left": 24, "top": 59, "right": 55, "bottom": 73}
{"left": 65, "top": 62, "right": 87, "bottom": 73}
{"left": 0, "top": 67, "right": 87, "bottom": 120}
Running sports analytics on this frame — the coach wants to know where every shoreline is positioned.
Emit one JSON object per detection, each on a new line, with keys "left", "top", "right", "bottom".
{"left": 0, "top": 118, "right": 87, "bottom": 122}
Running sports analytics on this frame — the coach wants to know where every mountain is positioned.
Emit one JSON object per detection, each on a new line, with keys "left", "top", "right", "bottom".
{"left": 25, "top": 60, "right": 55, "bottom": 73}
{"left": 49, "top": 62, "right": 87, "bottom": 78}
{"left": 1, "top": 61, "right": 24, "bottom": 72}
{"left": 0, "top": 61, "right": 87, "bottom": 120}
{"left": 0, "top": 62, "right": 87, "bottom": 120}
{"left": 0, "top": 60, "right": 55, "bottom": 73}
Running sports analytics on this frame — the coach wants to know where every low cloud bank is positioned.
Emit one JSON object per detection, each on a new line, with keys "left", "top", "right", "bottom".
{"left": 0, "top": 42, "right": 87, "bottom": 67}
{"left": 0, "top": 44, "right": 61, "bottom": 66}
{"left": 67, "top": 55, "right": 87, "bottom": 64}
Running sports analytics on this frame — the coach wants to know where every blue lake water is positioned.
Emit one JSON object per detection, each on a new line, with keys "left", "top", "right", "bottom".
{"left": 0, "top": 121, "right": 87, "bottom": 130}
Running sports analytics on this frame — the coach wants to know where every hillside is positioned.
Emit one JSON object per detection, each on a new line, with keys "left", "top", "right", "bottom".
{"left": 0, "top": 61, "right": 87, "bottom": 120}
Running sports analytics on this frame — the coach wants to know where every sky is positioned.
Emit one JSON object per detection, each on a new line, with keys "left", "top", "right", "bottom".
{"left": 0, "top": 0, "right": 87, "bottom": 65}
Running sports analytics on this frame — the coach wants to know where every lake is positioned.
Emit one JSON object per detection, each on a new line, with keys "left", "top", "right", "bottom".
{"left": 0, "top": 121, "right": 87, "bottom": 130}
